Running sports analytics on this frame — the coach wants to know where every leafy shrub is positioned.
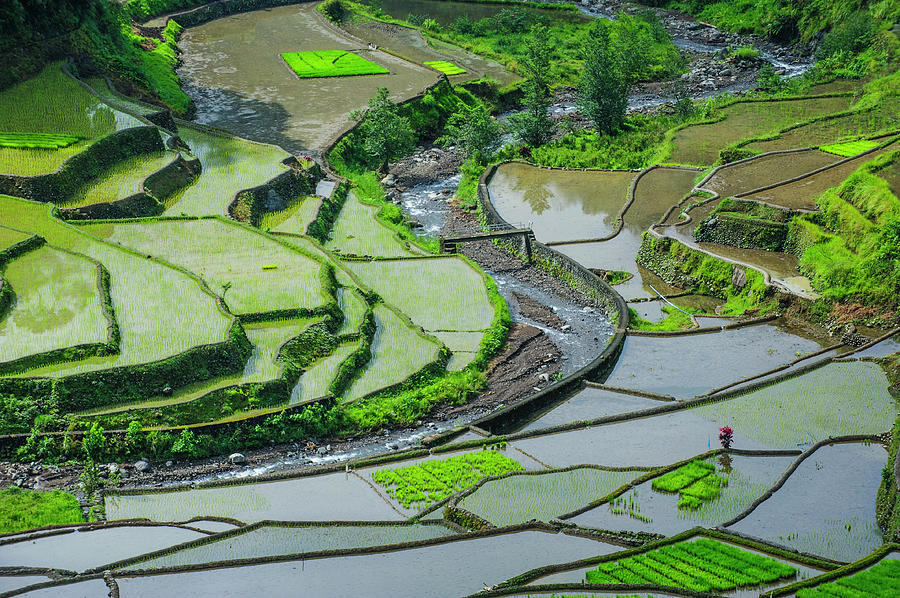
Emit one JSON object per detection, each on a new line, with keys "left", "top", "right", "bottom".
{"left": 816, "top": 11, "right": 877, "bottom": 59}
{"left": 318, "top": 0, "right": 346, "bottom": 23}
{"left": 729, "top": 45, "right": 760, "bottom": 61}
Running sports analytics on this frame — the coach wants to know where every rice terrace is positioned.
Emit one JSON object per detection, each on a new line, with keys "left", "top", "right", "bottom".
{"left": 1, "top": 0, "right": 900, "bottom": 596}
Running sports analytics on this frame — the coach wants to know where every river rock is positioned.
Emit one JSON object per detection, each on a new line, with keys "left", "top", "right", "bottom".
{"left": 731, "top": 265, "right": 746, "bottom": 289}
{"left": 229, "top": 453, "right": 246, "bottom": 465}
{"left": 134, "top": 460, "right": 151, "bottom": 473}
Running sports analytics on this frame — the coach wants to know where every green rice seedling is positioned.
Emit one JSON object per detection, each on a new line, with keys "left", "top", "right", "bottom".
{"left": 346, "top": 257, "right": 495, "bottom": 332}
{"left": 0, "top": 132, "right": 80, "bottom": 149}
{"left": 85, "top": 219, "right": 328, "bottom": 317}
{"left": 0, "top": 245, "right": 110, "bottom": 367}
{"left": 281, "top": 51, "right": 389, "bottom": 78}
{"left": 0, "top": 488, "right": 83, "bottom": 533}
{"left": 795, "top": 559, "right": 900, "bottom": 597}
{"left": 584, "top": 539, "right": 796, "bottom": 590}
{"left": 423, "top": 60, "right": 467, "bottom": 75}
{"left": 371, "top": 450, "right": 523, "bottom": 510}
{"left": 819, "top": 139, "right": 880, "bottom": 157}
{"left": 652, "top": 460, "right": 715, "bottom": 493}
{"left": 344, "top": 304, "right": 442, "bottom": 401}
{"left": 327, "top": 192, "right": 420, "bottom": 257}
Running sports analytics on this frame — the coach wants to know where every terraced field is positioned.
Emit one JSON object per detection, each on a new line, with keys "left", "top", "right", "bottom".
{"left": 2, "top": 2, "right": 900, "bottom": 597}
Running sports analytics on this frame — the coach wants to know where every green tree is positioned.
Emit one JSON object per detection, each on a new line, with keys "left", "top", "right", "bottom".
{"left": 439, "top": 102, "right": 501, "bottom": 162}
{"left": 578, "top": 22, "right": 629, "bottom": 134}
{"left": 506, "top": 24, "right": 554, "bottom": 146}
{"left": 351, "top": 87, "right": 415, "bottom": 172}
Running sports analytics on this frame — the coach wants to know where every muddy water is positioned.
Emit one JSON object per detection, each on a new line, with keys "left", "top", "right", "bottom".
{"left": 553, "top": 167, "right": 699, "bottom": 299}
{"left": 176, "top": 3, "right": 436, "bottom": 152}
{"left": 114, "top": 530, "right": 613, "bottom": 598}
{"left": 488, "top": 163, "right": 635, "bottom": 243}
{"left": 704, "top": 149, "right": 837, "bottom": 198}
{"left": 603, "top": 323, "right": 824, "bottom": 397}
{"left": 341, "top": 20, "right": 519, "bottom": 86}
{"left": 728, "top": 442, "right": 888, "bottom": 562}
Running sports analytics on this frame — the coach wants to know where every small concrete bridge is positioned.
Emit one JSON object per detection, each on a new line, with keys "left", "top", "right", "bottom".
{"left": 439, "top": 228, "right": 535, "bottom": 260}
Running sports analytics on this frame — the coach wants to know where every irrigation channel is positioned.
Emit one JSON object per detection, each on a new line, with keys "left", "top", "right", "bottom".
{"left": 1, "top": 0, "right": 899, "bottom": 596}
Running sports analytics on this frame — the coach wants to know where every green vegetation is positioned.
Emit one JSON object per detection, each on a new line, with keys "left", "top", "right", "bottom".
{"left": 505, "top": 24, "right": 554, "bottom": 146}
{"left": 318, "top": 0, "right": 347, "bottom": 23}
{"left": 797, "top": 558, "right": 900, "bottom": 597}
{"left": 0, "top": 132, "right": 80, "bottom": 149}
{"left": 424, "top": 60, "right": 466, "bottom": 75}
{"left": 372, "top": 448, "right": 524, "bottom": 509}
{"left": 729, "top": 45, "right": 760, "bottom": 61}
{"left": 790, "top": 150, "right": 900, "bottom": 306}
{"left": 0, "top": 487, "right": 83, "bottom": 533}
{"left": 820, "top": 139, "right": 881, "bottom": 156}
{"left": 281, "top": 51, "right": 389, "bottom": 79}
{"left": 629, "top": 305, "right": 696, "bottom": 331}
{"left": 585, "top": 538, "right": 796, "bottom": 590}
{"left": 652, "top": 460, "right": 727, "bottom": 510}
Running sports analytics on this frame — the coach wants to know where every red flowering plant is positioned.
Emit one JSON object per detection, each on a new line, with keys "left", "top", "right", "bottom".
{"left": 718, "top": 425, "right": 734, "bottom": 449}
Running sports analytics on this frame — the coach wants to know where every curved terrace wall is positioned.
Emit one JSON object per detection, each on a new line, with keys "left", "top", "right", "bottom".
{"left": 0, "top": 126, "right": 165, "bottom": 203}
{"left": 470, "top": 162, "right": 629, "bottom": 434}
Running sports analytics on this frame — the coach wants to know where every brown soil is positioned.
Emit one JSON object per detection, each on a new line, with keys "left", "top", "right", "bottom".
{"left": 513, "top": 292, "right": 567, "bottom": 330}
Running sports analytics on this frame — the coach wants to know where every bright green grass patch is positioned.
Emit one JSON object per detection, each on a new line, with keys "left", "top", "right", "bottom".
{"left": 458, "top": 467, "right": 643, "bottom": 527}
{"left": 372, "top": 449, "right": 524, "bottom": 509}
{"left": 0, "top": 245, "right": 110, "bottom": 367}
{"left": 423, "top": 60, "right": 466, "bottom": 75}
{"left": 652, "top": 460, "right": 715, "bottom": 493}
{"left": 281, "top": 50, "right": 389, "bottom": 78}
{"left": 85, "top": 218, "right": 328, "bottom": 317}
{"left": 0, "top": 488, "right": 83, "bottom": 533}
{"left": 0, "top": 196, "right": 231, "bottom": 380}
{"left": 0, "top": 132, "right": 80, "bottom": 149}
{"left": 797, "top": 558, "right": 900, "bottom": 597}
{"left": 585, "top": 538, "right": 796, "bottom": 591}
{"left": 629, "top": 305, "right": 696, "bottom": 331}
{"left": 346, "top": 257, "right": 495, "bottom": 331}
{"left": 692, "top": 361, "right": 897, "bottom": 447}
{"left": 819, "top": 139, "right": 880, "bottom": 156}
{"left": 344, "top": 304, "right": 443, "bottom": 401}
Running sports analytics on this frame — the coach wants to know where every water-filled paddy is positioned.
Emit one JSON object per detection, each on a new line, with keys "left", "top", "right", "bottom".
{"left": 114, "top": 529, "right": 614, "bottom": 598}
{"left": 457, "top": 467, "right": 645, "bottom": 527}
{"left": 260, "top": 195, "right": 322, "bottom": 235}
{"left": 163, "top": 125, "right": 289, "bottom": 217}
{"left": 0, "top": 525, "right": 204, "bottom": 572}
{"left": 704, "top": 149, "right": 837, "bottom": 198}
{"left": 728, "top": 442, "right": 888, "bottom": 562}
{"left": 514, "top": 386, "right": 665, "bottom": 433}
{"left": 106, "top": 470, "right": 403, "bottom": 523}
{"left": 346, "top": 257, "right": 494, "bottom": 332}
{"left": 488, "top": 163, "right": 635, "bottom": 243}
{"left": 85, "top": 218, "right": 327, "bottom": 317}
{"left": 691, "top": 361, "right": 897, "bottom": 447}
{"left": 121, "top": 522, "right": 456, "bottom": 570}
{"left": 0, "top": 246, "right": 109, "bottom": 366}
{"left": 0, "top": 577, "right": 51, "bottom": 594}
{"left": 62, "top": 151, "right": 175, "bottom": 208}
{"left": 344, "top": 304, "right": 443, "bottom": 401}
{"left": 0, "top": 63, "right": 144, "bottom": 175}
{"left": 569, "top": 455, "right": 796, "bottom": 536}
{"left": 748, "top": 97, "right": 900, "bottom": 153}
{"left": 602, "top": 323, "right": 824, "bottom": 397}
{"left": 0, "top": 196, "right": 232, "bottom": 379}
{"left": 328, "top": 192, "right": 420, "bottom": 257}
{"left": 292, "top": 341, "right": 363, "bottom": 404}
{"left": 668, "top": 96, "right": 853, "bottom": 166}
{"left": 744, "top": 141, "right": 899, "bottom": 211}
{"left": 175, "top": 3, "right": 435, "bottom": 151}
{"left": 12, "top": 579, "right": 109, "bottom": 597}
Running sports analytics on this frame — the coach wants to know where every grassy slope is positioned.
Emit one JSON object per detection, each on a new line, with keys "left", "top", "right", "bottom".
{"left": 0, "top": 488, "right": 83, "bottom": 533}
